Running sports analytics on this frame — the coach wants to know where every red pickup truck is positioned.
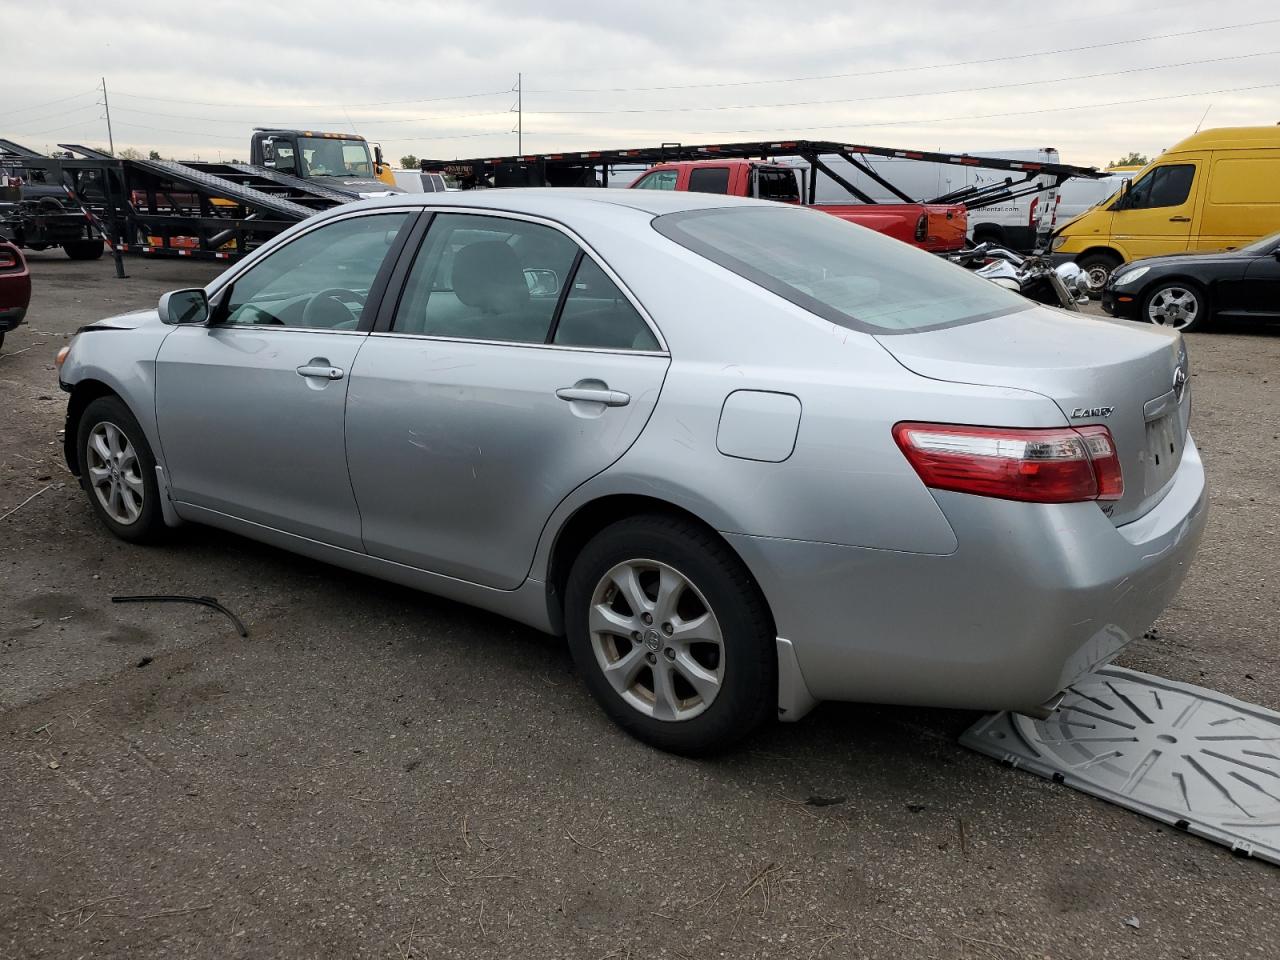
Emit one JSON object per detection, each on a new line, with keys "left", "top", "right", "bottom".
{"left": 629, "top": 159, "right": 967, "bottom": 254}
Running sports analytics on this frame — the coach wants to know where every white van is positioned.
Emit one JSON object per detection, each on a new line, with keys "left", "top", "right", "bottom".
{"left": 776, "top": 148, "right": 1064, "bottom": 250}
{"left": 1051, "top": 171, "right": 1136, "bottom": 228}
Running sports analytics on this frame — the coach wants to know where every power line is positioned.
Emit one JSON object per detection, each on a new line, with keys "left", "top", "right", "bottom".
{"left": 2, "top": 102, "right": 104, "bottom": 130}
{"left": 110, "top": 88, "right": 512, "bottom": 110}
{"left": 524, "top": 49, "right": 1280, "bottom": 117}
{"left": 643, "top": 80, "right": 1280, "bottom": 139}
{"left": 529, "top": 18, "right": 1280, "bottom": 94}
{"left": 0, "top": 88, "right": 98, "bottom": 120}
{"left": 106, "top": 104, "right": 511, "bottom": 127}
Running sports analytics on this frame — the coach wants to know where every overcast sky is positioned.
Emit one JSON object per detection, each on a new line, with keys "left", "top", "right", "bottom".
{"left": 2, "top": 0, "right": 1277, "bottom": 169}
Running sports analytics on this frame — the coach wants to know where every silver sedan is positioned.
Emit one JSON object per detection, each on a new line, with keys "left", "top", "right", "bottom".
{"left": 57, "top": 189, "right": 1207, "bottom": 754}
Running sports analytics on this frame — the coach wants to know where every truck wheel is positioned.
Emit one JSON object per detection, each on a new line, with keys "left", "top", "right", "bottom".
{"left": 64, "top": 239, "right": 105, "bottom": 261}
{"left": 1076, "top": 252, "right": 1121, "bottom": 299}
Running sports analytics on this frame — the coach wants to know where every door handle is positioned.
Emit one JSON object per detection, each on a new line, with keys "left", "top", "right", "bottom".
{"left": 556, "top": 386, "right": 630, "bottom": 407}
{"left": 296, "top": 362, "right": 344, "bottom": 380}
{"left": 1168, "top": 216, "right": 1191, "bottom": 222}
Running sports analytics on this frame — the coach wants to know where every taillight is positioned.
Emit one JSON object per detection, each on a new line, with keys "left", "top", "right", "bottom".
{"left": 914, "top": 213, "right": 928, "bottom": 242}
{"left": 893, "top": 422, "right": 1124, "bottom": 504}
{"left": 0, "top": 252, "right": 16, "bottom": 270}
{"left": 1028, "top": 196, "right": 1039, "bottom": 227}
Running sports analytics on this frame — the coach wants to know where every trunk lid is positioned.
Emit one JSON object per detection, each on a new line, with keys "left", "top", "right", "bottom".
{"left": 875, "top": 307, "right": 1190, "bottom": 526}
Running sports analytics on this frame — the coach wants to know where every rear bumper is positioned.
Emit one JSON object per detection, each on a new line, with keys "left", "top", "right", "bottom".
{"left": 0, "top": 305, "right": 27, "bottom": 331}
{"left": 727, "top": 437, "right": 1208, "bottom": 713}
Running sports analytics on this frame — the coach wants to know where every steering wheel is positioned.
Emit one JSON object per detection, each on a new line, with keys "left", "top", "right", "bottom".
{"left": 301, "top": 288, "right": 365, "bottom": 328}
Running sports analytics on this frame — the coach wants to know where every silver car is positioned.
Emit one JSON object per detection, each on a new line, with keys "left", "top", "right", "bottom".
{"left": 57, "top": 189, "right": 1207, "bottom": 754}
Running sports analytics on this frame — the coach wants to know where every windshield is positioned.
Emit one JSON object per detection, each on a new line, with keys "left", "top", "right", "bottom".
{"left": 298, "top": 137, "right": 373, "bottom": 178}
{"left": 654, "top": 206, "right": 1028, "bottom": 334}
{"left": 1240, "top": 230, "right": 1280, "bottom": 255}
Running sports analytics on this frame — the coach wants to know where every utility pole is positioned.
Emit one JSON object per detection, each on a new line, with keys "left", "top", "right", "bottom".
{"left": 511, "top": 73, "right": 522, "bottom": 155}
{"left": 101, "top": 77, "right": 116, "bottom": 157}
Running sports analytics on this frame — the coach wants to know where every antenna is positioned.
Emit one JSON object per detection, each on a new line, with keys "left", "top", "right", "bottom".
{"left": 101, "top": 77, "right": 116, "bottom": 157}
{"left": 1194, "top": 103, "right": 1213, "bottom": 133}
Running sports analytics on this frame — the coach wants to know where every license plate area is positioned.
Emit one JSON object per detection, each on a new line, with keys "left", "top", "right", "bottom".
{"left": 1142, "top": 411, "right": 1182, "bottom": 495}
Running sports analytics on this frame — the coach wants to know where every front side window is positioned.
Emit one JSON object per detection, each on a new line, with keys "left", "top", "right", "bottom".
{"left": 688, "top": 167, "right": 731, "bottom": 194}
{"left": 393, "top": 214, "right": 579, "bottom": 343}
{"left": 1121, "top": 164, "right": 1195, "bottom": 210}
{"left": 655, "top": 206, "right": 1027, "bottom": 334}
{"left": 633, "top": 169, "right": 677, "bottom": 190}
{"left": 220, "top": 213, "right": 409, "bottom": 328}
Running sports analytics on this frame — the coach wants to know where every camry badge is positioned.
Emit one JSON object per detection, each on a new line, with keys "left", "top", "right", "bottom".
{"left": 1071, "top": 406, "right": 1115, "bottom": 419}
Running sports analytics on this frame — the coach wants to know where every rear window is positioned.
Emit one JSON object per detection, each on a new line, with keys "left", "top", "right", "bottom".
{"left": 688, "top": 167, "right": 731, "bottom": 194}
{"left": 653, "top": 206, "right": 1027, "bottom": 334}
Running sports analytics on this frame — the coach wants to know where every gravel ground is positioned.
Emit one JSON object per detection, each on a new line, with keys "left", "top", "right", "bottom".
{"left": 1, "top": 249, "right": 1277, "bottom": 960}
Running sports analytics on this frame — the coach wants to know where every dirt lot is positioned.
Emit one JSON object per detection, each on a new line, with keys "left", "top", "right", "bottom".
{"left": 2, "top": 249, "right": 1278, "bottom": 960}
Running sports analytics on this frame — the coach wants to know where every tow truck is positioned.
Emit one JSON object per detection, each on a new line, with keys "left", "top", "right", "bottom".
{"left": 248, "top": 129, "right": 399, "bottom": 197}
{"left": 426, "top": 139, "right": 1103, "bottom": 254}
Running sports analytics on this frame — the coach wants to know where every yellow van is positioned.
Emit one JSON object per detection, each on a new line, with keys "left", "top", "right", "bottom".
{"left": 1051, "top": 126, "right": 1280, "bottom": 293}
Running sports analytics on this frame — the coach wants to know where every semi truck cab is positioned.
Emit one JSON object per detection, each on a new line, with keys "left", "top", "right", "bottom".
{"left": 250, "top": 129, "right": 399, "bottom": 196}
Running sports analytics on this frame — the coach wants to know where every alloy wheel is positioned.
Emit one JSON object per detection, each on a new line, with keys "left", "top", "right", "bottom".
{"left": 1147, "top": 286, "right": 1200, "bottom": 329}
{"left": 86, "top": 421, "right": 145, "bottom": 525}
{"left": 588, "top": 559, "right": 725, "bottom": 722}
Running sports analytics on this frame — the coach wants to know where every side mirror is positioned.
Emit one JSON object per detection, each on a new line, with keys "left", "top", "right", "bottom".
{"left": 158, "top": 288, "right": 209, "bottom": 325}
{"left": 374, "top": 144, "right": 385, "bottom": 168}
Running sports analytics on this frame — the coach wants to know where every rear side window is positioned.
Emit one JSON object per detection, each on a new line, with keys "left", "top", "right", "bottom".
{"left": 393, "top": 213, "right": 578, "bottom": 343}
{"left": 688, "top": 167, "right": 731, "bottom": 194}
{"left": 553, "top": 258, "right": 659, "bottom": 351}
{"left": 1124, "top": 164, "right": 1195, "bottom": 209}
{"left": 633, "top": 170, "right": 677, "bottom": 190}
{"left": 654, "top": 206, "right": 1027, "bottom": 334}
{"left": 756, "top": 168, "right": 800, "bottom": 202}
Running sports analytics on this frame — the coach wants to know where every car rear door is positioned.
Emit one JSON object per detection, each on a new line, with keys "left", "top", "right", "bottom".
{"left": 1242, "top": 240, "right": 1280, "bottom": 317}
{"left": 155, "top": 210, "right": 414, "bottom": 550}
{"left": 345, "top": 210, "right": 670, "bottom": 589}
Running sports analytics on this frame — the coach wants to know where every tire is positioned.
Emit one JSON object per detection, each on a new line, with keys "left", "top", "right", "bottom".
{"left": 0, "top": 331, "right": 5, "bottom": 351}
{"left": 564, "top": 514, "right": 776, "bottom": 755}
{"left": 64, "top": 239, "right": 105, "bottom": 260}
{"left": 1076, "top": 252, "right": 1122, "bottom": 299}
{"left": 1141, "top": 280, "right": 1208, "bottom": 333}
{"left": 76, "top": 395, "right": 166, "bottom": 543}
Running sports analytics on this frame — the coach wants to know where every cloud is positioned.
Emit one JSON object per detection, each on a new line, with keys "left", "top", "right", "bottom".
{"left": 2, "top": 0, "right": 1277, "bottom": 167}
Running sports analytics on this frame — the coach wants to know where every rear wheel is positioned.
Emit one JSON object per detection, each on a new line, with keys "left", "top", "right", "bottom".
{"left": 1077, "top": 252, "right": 1122, "bottom": 299}
{"left": 564, "top": 514, "right": 775, "bottom": 755}
{"left": 1143, "top": 280, "right": 1207, "bottom": 332}
{"left": 76, "top": 396, "right": 166, "bottom": 543}
{"left": 64, "top": 239, "right": 105, "bottom": 260}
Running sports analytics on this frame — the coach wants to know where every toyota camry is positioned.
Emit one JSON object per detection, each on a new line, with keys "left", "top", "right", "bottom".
{"left": 56, "top": 189, "right": 1207, "bottom": 754}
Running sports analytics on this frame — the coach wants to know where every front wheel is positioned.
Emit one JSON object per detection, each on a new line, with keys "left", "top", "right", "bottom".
{"left": 1076, "top": 252, "right": 1121, "bottom": 299}
{"left": 64, "top": 239, "right": 105, "bottom": 260}
{"left": 76, "top": 396, "right": 166, "bottom": 543}
{"left": 1143, "top": 281, "right": 1207, "bottom": 332}
{"left": 564, "top": 514, "right": 776, "bottom": 755}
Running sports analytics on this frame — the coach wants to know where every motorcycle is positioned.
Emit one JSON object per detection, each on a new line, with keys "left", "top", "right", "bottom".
{"left": 951, "top": 243, "right": 1090, "bottom": 311}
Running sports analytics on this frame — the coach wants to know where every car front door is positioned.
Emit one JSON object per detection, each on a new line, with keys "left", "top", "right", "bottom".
{"left": 155, "top": 210, "right": 413, "bottom": 549}
{"left": 345, "top": 211, "right": 670, "bottom": 589}
{"left": 1242, "top": 240, "right": 1280, "bottom": 318}
{"left": 1110, "top": 162, "right": 1199, "bottom": 259}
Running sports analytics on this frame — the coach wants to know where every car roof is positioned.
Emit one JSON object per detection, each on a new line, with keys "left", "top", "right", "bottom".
{"left": 350, "top": 187, "right": 773, "bottom": 219}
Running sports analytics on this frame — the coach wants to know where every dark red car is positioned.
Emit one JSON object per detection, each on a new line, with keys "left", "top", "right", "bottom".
{"left": 0, "top": 239, "right": 31, "bottom": 350}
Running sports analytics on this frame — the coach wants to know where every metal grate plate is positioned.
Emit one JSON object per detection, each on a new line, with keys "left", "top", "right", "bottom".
{"left": 962, "top": 666, "right": 1280, "bottom": 865}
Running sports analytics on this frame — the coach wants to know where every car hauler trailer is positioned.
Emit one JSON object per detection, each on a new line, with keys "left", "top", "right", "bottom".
{"left": 6, "top": 133, "right": 402, "bottom": 262}
{"left": 424, "top": 138, "right": 1103, "bottom": 254}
